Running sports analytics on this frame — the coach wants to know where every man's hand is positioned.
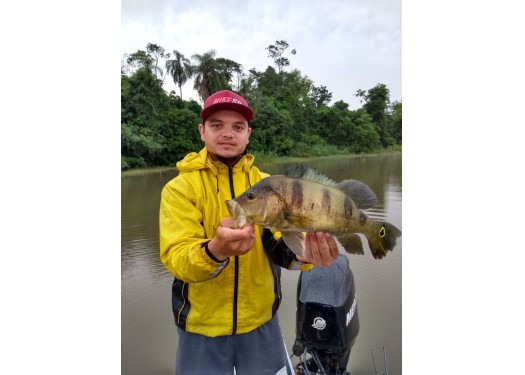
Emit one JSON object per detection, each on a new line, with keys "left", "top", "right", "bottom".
{"left": 298, "top": 232, "right": 339, "bottom": 267}
{"left": 207, "top": 218, "right": 256, "bottom": 261}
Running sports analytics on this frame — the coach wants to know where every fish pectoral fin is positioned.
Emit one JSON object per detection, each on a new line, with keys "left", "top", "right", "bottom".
{"left": 281, "top": 232, "right": 305, "bottom": 258}
{"left": 336, "top": 233, "right": 365, "bottom": 255}
{"left": 337, "top": 179, "right": 378, "bottom": 209}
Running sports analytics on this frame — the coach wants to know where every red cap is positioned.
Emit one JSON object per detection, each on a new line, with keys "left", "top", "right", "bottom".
{"left": 200, "top": 90, "right": 254, "bottom": 122}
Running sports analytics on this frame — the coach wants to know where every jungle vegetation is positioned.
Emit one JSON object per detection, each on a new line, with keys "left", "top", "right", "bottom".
{"left": 121, "top": 40, "right": 402, "bottom": 170}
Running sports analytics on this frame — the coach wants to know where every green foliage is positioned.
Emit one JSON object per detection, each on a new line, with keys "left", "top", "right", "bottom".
{"left": 310, "top": 85, "right": 333, "bottom": 107}
{"left": 121, "top": 122, "right": 163, "bottom": 168}
{"left": 159, "top": 108, "right": 202, "bottom": 164}
{"left": 249, "top": 149, "right": 280, "bottom": 163}
{"left": 356, "top": 83, "right": 395, "bottom": 148}
{"left": 121, "top": 41, "right": 402, "bottom": 170}
{"left": 348, "top": 110, "right": 382, "bottom": 152}
{"left": 391, "top": 101, "right": 402, "bottom": 144}
{"left": 249, "top": 97, "right": 295, "bottom": 155}
{"left": 290, "top": 136, "right": 343, "bottom": 158}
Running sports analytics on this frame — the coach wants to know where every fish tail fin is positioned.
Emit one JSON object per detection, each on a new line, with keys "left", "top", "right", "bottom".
{"left": 336, "top": 233, "right": 365, "bottom": 255}
{"left": 365, "top": 222, "right": 402, "bottom": 259}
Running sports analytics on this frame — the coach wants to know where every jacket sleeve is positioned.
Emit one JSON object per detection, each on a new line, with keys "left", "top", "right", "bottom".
{"left": 159, "top": 177, "right": 229, "bottom": 283}
{"left": 261, "top": 228, "right": 314, "bottom": 271}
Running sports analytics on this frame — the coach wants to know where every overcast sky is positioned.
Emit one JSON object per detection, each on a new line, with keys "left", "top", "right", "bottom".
{"left": 121, "top": 0, "right": 401, "bottom": 109}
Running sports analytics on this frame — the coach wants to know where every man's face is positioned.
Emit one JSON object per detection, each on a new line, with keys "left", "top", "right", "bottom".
{"left": 199, "top": 109, "right": 252, "bottom": 162}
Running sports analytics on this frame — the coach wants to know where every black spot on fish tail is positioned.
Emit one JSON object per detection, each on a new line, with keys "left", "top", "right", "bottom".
{"left": 365, "top": 221, "right": 402, "bottom": 259}
{"left": 344, "top": 195, "right": 353, "bottom": 219}
{"left": 291, "top": 180, "right": 303, "bottom": 208}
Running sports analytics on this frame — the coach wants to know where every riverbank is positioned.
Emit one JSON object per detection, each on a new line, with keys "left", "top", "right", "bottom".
{"left": 121, "top": 149, "right": 402, "bottom": 177}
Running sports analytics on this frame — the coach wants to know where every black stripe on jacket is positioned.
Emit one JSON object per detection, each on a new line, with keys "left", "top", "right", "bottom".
{"left": 172, "top": 278, "right": 190, "bottom": 330}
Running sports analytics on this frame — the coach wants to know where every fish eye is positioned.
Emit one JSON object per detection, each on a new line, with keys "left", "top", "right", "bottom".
{"left": 247, "top": 192, "right": 256, "bottom": 200}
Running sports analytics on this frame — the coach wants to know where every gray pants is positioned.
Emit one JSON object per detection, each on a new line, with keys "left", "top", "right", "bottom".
{"left": 175, "top": 315, "right": 293, "bottom": 375}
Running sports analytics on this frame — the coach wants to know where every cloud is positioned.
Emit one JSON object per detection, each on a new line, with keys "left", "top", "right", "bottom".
{"left": 121, "top": 0, "right": 401, "bottom": 108}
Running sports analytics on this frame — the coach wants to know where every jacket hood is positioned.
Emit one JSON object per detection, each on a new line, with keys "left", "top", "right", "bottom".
{"left": 176, "top": 147, "right": 255, "bottom": 174}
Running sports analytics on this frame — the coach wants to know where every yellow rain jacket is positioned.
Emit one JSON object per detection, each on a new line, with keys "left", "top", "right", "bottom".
{"left": 160, "top": 147, "right": 311, "bottom": 337}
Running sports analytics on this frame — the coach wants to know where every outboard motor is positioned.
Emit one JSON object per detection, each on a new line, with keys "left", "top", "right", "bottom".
{"left": 292, "top": 255, "right": 359, "bottom": 375}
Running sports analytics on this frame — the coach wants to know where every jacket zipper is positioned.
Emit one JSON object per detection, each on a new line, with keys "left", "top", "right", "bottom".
{"left": 228, "top": 165, "right": 239, "bottom": 335}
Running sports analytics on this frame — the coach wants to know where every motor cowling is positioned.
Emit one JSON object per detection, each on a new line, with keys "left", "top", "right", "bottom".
{"left": 293, "top": 255, "right": 359, "bottom": 374}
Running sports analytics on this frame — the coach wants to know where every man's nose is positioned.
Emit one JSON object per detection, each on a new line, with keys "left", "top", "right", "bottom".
{"left": 222, "top": 129, "right": 234, "bottom": 138}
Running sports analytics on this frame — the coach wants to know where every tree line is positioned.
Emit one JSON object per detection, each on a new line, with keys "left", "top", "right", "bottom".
{"left": 121, "top": 40, "right": 402, "bottom": 170}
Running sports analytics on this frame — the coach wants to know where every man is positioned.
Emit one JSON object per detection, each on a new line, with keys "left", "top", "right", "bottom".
{"left": 159, "top": 90, "right": 339, "bottom": 375}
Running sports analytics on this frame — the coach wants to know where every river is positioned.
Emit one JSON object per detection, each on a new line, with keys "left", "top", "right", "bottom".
{"left": 121, "top": 152, "right": 402, "bottom": 374}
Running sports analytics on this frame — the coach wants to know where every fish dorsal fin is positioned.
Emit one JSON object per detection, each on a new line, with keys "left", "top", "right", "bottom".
{"left": 284, "top": 164, "right": 337, "bottom": 186}
{"left": 337, "top": 179, "right": 378, "bottom": 209}
{"left": 284, "top": 164, "right": 378, "bottom": 209}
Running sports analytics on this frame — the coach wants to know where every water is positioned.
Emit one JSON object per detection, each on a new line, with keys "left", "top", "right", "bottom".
{"left": 121, "top": 153, "right": 402, "bottom": 374}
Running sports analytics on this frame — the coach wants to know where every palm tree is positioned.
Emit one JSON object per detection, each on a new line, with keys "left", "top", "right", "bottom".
{"left": 165, "top": 50, "right": 192, "bottom": 100}
{"left": 191, "top": 50, "right": 230, "bottom": 102}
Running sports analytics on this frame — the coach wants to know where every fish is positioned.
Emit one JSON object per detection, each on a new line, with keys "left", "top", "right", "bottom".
{"left": 225, "top": 164, "right": 401, "bottom": 260}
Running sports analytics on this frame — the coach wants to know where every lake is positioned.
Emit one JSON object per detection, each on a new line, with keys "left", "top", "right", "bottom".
{"left": 121, "top": 152, "right": 402, "bottom": 374}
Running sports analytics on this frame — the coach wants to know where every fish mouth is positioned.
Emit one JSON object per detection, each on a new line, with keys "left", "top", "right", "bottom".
{"left": 225, "top": 200, "right": 249, "bottom": 228}
{"left": 225, "top": 199, "right": 239, "bottom": 217}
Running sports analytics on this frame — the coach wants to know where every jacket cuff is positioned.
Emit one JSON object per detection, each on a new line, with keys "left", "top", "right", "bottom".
{"left": 203, "top": 240, "right": 227, "bottom": 263}
{"left": 201, "top": 241, "right": 230, "bottom": 280}
{"left": 289, "top": 258, "right": 314, "bottom": 271}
